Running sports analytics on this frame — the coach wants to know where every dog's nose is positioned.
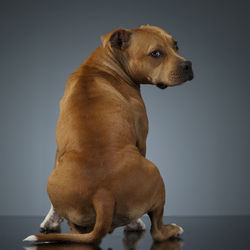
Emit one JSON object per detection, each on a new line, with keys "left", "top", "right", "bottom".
{"left": 179, "top": 60, "right": 193, "bottom": 80}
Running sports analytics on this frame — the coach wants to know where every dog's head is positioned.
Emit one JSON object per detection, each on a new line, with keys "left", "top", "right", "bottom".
{"left": 101, "top": 25, "right": 193, "bottom": 89}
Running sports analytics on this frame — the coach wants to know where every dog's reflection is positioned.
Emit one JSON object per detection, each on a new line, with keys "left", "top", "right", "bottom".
{"left": 123, "top": 231, "right": 183, "bottom": 250}
{"left": 123, "top": 230, "right": 146, "bottom": 250}
{"left": 150, "top": 239, "right": 183, "bottom": 250}
{"left": 24, "top": 231, "right": 183, "bottom": 250}
{"left": 23, "top": 243, "right": 102, "bottom": 250}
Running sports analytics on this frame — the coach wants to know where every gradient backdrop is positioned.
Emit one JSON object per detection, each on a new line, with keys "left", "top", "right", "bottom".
{"left": 0, "top": 0, "right": 249, "bottom": 216}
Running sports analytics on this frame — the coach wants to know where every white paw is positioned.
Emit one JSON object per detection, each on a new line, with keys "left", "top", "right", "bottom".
{"left": 124, "top": 218, "right": 146, "bottom": 231}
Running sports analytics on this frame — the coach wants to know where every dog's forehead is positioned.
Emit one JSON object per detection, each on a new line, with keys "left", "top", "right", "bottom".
{"left": 137, "top": 25, "right": 173, "bottom": 43}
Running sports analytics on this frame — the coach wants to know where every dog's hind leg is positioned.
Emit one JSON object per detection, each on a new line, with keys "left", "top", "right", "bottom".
{"left": 24, "top": 188, "right": 115, "bottom": 243}
{"left": 148, "top": 201, "right": 184, "bottom": 242}
{"left": 40, "top": 203, "right": 64, "bottom": 233}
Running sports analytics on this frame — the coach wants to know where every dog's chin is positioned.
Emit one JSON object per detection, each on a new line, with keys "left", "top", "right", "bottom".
{"left": 168, "top": 76, "right": 194, "bottom": 87}
{"left": 170, "top": 73, "right": 194, "bottom": 86}
{"left": 155, "top": 73, "right": 193, "bottom": 89}
{"left": 156, "top": 82, "right": 168, "bottom": 89}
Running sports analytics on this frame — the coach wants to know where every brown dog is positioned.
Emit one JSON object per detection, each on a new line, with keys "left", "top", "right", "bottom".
{"left": 24, "top": 25, "right": 193, "bottom": 244}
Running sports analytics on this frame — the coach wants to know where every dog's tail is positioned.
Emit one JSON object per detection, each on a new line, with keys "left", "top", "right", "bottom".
{"left": 23, "top": 189, "right": 114, "bottom": 243}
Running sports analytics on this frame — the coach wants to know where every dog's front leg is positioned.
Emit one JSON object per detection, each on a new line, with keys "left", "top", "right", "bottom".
{"left": 40, "top": 204, "right": 64, "bottom": 233}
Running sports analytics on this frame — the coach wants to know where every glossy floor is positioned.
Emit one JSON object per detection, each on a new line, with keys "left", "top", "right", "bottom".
{"left": 1, "top": 216, "right": 249, "bottom": 250}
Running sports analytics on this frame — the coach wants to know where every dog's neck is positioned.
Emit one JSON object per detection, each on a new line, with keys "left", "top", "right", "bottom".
{"left": 82, "top": 46, "right": 140, "bottom": 91}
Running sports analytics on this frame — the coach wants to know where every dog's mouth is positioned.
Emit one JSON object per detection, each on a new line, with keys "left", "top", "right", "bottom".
{"left": 169, "top": 71, "right": 194, "bottom": 85}
{"left": 156, "top": 71, "right": 194, "bottom": 89}
{"left": 156, "top": 72, "right": 194, "bottom": 89}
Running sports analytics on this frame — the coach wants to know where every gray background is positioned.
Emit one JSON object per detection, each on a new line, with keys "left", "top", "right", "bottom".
{"left": 0, "top": 0, "right": 249, "bottom": 216}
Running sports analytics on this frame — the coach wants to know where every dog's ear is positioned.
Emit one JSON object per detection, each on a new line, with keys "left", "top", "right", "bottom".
{"left": 101, "top": 28, "right": 132, "bottom": 49}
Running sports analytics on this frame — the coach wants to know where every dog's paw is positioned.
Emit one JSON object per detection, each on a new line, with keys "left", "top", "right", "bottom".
{"left": 40, "top": 224, "right": 61, "bottom": 234}
{"left": 40, "top": 205, "right": 63, "bottom": 233}
{"left": 170, "top": 223, "right": 184, "bottom": 237}
{"left": 40, "top": 220, "right": 62, "bottom": 234}
{"left": 124, "top": 218, "right": 146, "bottom": 231}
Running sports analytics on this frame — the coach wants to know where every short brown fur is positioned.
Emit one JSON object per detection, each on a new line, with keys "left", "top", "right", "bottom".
{"left": 26, "top": 25, "right": 193, "bottom": 243}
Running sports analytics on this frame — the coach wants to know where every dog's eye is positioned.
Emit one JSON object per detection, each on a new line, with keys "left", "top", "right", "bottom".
{"left": 150, "top": 50, "right": 163, "bottom": 58}
{"left": 173, "top": 41, "right": 179, "bottom": 51}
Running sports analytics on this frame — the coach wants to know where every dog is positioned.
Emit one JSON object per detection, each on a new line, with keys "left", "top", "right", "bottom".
{"left": 24, "top": 25, "right": 193, "bottom": 244}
